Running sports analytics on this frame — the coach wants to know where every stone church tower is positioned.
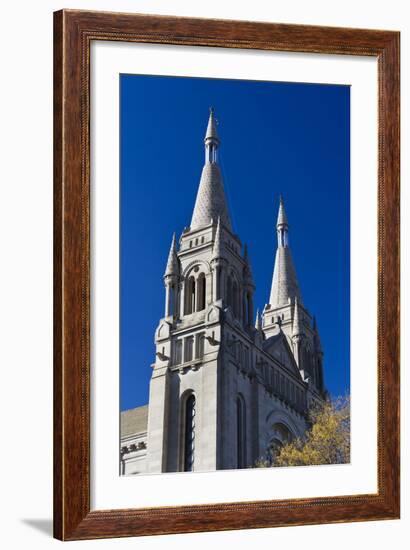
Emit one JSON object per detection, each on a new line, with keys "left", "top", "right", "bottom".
{"left": 120, "top": 110, "right": 327, "bottom": 475}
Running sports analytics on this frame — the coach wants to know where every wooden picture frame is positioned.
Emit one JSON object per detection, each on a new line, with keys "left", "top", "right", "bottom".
{"left": 54, "top": 9, "right": 400, "bottom": 541}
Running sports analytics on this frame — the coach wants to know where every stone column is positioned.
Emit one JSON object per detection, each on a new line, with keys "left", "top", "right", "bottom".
{"left": 164, "top": 283, "right": 170, "bottom": 317}
{"left": 180, "top": 280, "right": 185, "bottom": 316}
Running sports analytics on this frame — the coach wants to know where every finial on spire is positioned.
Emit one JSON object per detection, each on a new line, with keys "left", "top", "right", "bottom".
{"left": 191, "top": 111, "right": 232, "bottom": 230}
{"left": 205, "top": 107, "right": 219, "bottom": 144}
{"left": 164, "top": 233, "right": 179, "bottom": 277}
{"left": 277, "top": 194, "right": 288, "bottom": 228}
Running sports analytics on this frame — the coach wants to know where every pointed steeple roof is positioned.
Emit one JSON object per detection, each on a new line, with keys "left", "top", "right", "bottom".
{"left": 277, "top": 195, "right": 288, "bottom": 227}
{"left": 205, "top": 107, "right": 219, "bottom": 143}
{"left": 164, "top": 233, "right": 179, "bottom": 277}
{"left": 269, "top": 197, "right": 302, "bottom": 307}
{"left": 190, "top": 110, "right": 232, "bottom": 231}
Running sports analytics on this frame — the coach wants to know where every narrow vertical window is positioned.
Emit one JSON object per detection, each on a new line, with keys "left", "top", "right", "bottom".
{"left": 184, "top": 394, "right": 196, "bottom": 471}
{"left": 196, "top": 333, "right": 205, "bottom": 358}
{"left": 237, "top": 395, "right": 246, "bottom": 469}
{"left": 174, "top": 340, "right": 182, "bottom": 365}
{"left": 185, "top": 276, "right": 196, "bottom": 315}
{"left": 197, "top": 273, "right": 206, "bottom": 311}
{"left": 184, "top": 336, "right": 194, "bottom": 363}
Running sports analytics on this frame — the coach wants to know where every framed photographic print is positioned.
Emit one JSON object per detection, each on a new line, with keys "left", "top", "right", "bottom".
{"left": 54, "top": 9, "right": 400, "bottom": 541}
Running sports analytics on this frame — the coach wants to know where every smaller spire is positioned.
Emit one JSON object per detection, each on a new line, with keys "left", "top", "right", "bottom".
{"left": 205, "top": 107, "right": 219, "bottom": 143}
{"left": 292, "top": 297, "right": 302, "bottom": 337}
{"left": 268, "top": 197, "right": 301, "bottom": 306}
{"left": 164, "top": 233, "right": 179, "bottom": 277}
{"left": 255, "top": 309, "right": 262, "bottom": 331}
{"left": 277, "top": 195, "right": 288, "bottom": 228}
{"left": 211, "top": 217, "right": 223, "bottom": 260}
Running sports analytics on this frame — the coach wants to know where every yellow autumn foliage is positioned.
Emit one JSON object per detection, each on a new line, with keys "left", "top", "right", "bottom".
{"left": 256, "top": 396, "right": 350, "bottom": 468}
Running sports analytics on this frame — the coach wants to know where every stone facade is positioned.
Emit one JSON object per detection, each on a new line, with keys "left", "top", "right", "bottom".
{"left": 120, "top": 110, "right": 326, "bottom": 475}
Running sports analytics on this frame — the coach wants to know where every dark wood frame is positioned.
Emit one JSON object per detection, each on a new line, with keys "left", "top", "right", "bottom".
{"left": 54, "top": 9, "right": 400, "bottom": 541}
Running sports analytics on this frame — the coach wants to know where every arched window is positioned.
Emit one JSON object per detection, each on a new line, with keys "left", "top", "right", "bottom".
{"left": 237, "top": 395, "right": 246, "bottom": 468}
{"left": 267, "top": 423, "right": 293, "bottom": 465}
{"left": 197, "top": 273, "right": 206, "bottom": 311}
{"left": 184, "top": 394, "right": 196, "bottom": 471}
{"left": 185, "top": 276, "right": 196, "bottom": 315}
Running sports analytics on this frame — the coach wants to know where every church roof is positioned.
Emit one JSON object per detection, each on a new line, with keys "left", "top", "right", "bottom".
{"left": 190, "top": 159, "right": 232, "bottom": 230}
{"left": 262, "top": 331, "right": 302, "bottom": 378}
{"left": 121, "top": 405, "right": 149, "bottom": 437}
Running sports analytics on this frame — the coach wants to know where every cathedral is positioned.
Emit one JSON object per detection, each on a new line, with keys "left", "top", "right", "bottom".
{"left": 120, "top": 110, "right": 327, "bottom": 475}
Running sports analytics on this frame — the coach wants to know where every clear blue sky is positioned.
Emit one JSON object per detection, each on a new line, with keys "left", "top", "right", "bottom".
{"left": 120, "top": 73, "right": 350, "bottom": 411}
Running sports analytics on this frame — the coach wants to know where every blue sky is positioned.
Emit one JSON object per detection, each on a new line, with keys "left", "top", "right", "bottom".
{"left": 120, "top": 73, "right": 350, "bottom": 411}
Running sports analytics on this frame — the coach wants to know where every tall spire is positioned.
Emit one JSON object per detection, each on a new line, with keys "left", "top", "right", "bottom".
{"left": 190, "top": 109, "right": 232, "bottom": 231}
{"left": 269, "top": 196, "right": 302, "bottom": 307}
{"left": 164, "top": 233, "right": 179, "bottom": 277}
